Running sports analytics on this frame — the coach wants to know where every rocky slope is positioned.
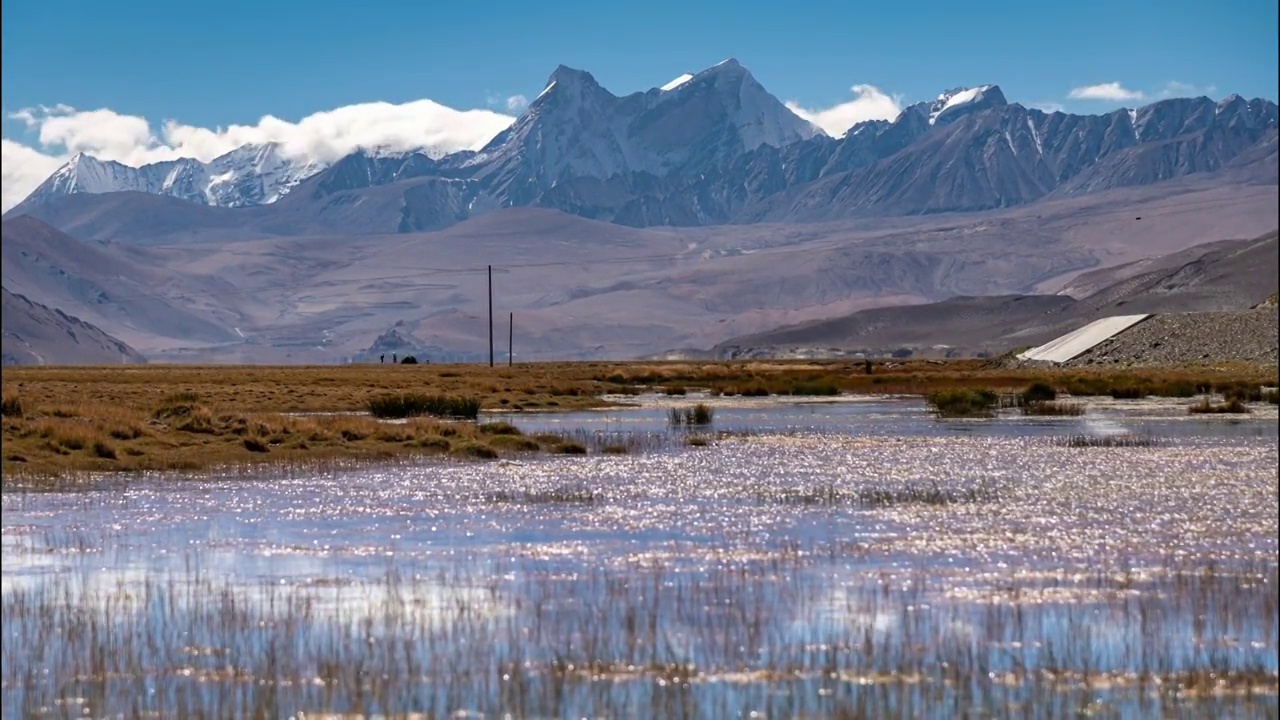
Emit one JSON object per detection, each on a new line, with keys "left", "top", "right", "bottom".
{"left": 715, "top": 229, "right": 1280, "bottom": 359}
{"left": 1067, "top": 307, "right": 1278, "bottom": 367}
{"left": 2, "top": 288, "right": 147, "bottom": 365}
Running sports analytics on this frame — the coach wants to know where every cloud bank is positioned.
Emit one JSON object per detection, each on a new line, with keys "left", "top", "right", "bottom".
{"left": 786, "top": 84, "right": 902, "bottom": 136}
{"left": 1, "top": 80, "right": 907, "bottom": 210}
{"left": 2, "top": 99, "right": 517, "bottom": 211}
{"left": 1067, "top": 82, "right": 1146, "bottom": 102}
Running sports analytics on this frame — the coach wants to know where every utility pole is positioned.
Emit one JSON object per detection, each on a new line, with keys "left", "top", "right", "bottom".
{"left": 487, "top": 265, "right": 495, "bottom": 367}
{"left": 508, "top": 312, "right": 514, "bottom": 367}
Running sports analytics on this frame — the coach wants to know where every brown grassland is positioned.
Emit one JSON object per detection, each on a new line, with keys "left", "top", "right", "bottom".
{"left": 2, "top": 359, "right": 1275, "bottom": 481}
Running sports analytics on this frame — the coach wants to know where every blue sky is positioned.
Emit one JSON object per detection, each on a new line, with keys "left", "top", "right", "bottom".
{"left": 3, "top": 0, "right": 1275, "bottom": 124}
{"left": 2, "top": 0, "right": 1276, "bottom": 209}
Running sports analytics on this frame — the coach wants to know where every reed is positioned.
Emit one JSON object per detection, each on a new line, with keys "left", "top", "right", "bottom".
{"left": 2, "top": 552, "right": 1271, "bottom": 718}
{"left": 1022, "top": 400, "right": 1086, "bottom": 416}
{"left": 926, "top": 389, "right": 999, "bottom": 418}
{"left": 366, "top": 392, "right": 481, "bottom": 419}
{"left": 669, "top": 403, "right": 715, "bottom": 427}
{"left": 1189, "top": 398, "right": 1252, "bottom": 415}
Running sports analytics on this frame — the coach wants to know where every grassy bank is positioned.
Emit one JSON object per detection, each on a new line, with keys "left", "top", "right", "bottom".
{"left": 2, "top": 359, "right": 1275, "bottom": 480}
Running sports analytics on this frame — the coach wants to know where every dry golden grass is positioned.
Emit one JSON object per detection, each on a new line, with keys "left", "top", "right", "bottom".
{"left": 0, "top": 400, "right": 608, "bottom": 482}
{"left": 2, "top": 359, "right": 1274, "bottom": 480}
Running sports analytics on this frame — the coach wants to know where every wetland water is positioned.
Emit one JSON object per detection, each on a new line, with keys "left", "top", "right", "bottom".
{"left": 3, "top": 396, "right": 1277, "bottom": 718}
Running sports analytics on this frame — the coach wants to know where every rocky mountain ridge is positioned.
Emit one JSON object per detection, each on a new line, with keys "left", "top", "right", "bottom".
{"left": 12, "top": 61, "right": 1275, "bottom": 232}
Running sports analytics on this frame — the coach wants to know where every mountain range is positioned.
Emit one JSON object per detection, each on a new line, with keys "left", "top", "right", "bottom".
{"left": 12, "top": 59, "right": 1277, "bottom": 232}
{"left": 3, "top": 59, "right": 1278, "bottom": 364}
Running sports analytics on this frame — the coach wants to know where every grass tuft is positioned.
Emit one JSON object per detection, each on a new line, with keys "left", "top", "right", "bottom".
{"left": 927, "top": 389, "right": 999, "bottom": 418}
{"left": 478, "top": 421, "right": 523, "bottom": 436}
{"left": 488, "top": 435, "right": 540, "bottom": 452}
{"left": 90, "top": 439, "right": 117, "bottom": 460}
{"left": 366, "top": 393, "right": 481, "bottom": 420}
{"left": 451, "top": 441, "right": 498, "bottom": 459}
{"left": 1021, "top": 382, "right": 1057, "bottom": 403}
{"left": 669, "top": 403, "right": 714, "bottom": 427}
{"left": 1022, "top": 400, "right": 1086, "bottom": 417}
{"left": 0, "top": 393, "right": 24, "bottom": 418}
{"left": 1188, "top": 398, "right": 1251, "bottom": 415}
{"left": 551, "top": 440, "right": 588, "bottom": 455}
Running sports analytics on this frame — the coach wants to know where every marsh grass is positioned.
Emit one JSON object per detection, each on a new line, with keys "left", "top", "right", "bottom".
{"left": 0, "top": 407, "right": 585, "bottom": 481}
{"left": 451, "top": 441, "right": 499, "bottom": 459}
{"left": 4, "top": 360, "right": 1274, "bottom": 477}
{"left": 1189, "top": 398, "right": 1252, "bottom": 415}
{"left": 0, "top": 393, "right": 24, "bottom": 417}
{"left": 550, "top": 440, "right": 588, "bottom": 454}
{"left": 478, "top": 421, "right": 522, "bottom": 435}
{"left": 1021, "top": 381, "right": 1058, "bottom": 403}
{"left": 488, "top": 434, "right": 541, "bottom": 452}
{"left": 669, "top": 403, "right": 715, "bottom": 427}
{"left": 927, "top": 389, "right": 999, "bottom": 418}
{"left": 367, "top": 393, "right": 481, "bottom": 419}
{"left": 3, "top": 553, "right": 1271, "bottom": 718}
{"left": 531, "top": 428, "right": 673, "bottom": 455}
{"left": 756, "top": 482, "right": 995, "bottom": 507}
{"left": 1023, "top": 400, "right": 1087, "bottom": 417}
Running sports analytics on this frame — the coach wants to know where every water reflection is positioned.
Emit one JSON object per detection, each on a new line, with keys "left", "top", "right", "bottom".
{"left": 3, "top": 396, "right": 1277, "bottom": 717}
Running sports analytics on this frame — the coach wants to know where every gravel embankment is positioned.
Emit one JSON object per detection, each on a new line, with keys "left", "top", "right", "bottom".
{"left": 1068, "top": 308, "right": 1279, "bottom": 367}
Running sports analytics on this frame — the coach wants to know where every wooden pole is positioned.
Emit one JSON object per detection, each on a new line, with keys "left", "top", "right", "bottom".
{"left": 487, "top": 265, "right": 494, "bottom": 367}
{"left": 508, "top": 312, "right": 514, "bottom": 367}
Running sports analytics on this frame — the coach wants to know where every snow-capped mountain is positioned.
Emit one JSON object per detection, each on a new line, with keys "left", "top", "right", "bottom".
{"left": 924, "top": 85, "right": 1007, "bottom": 125}
{"left": 462, "top": 59, "right": 821, "bottom": 205}
{"left": 22, "top": 143, "right": 325, "bottom": 209}
{"left": 10, "top": 61, "right": 1277, "bottom": 234}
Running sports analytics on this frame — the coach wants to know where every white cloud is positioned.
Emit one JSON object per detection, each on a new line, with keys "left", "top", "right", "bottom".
{"left": 2, "top": 139, "right": 66, "bottom": 212}
{"left": 1, "top": 99, "right": 517, "bottom": 211}
{"left": 786, "top": 84, "right": 902, "bottom": 136}
{"left": 505, "top": 94, "right": 529, "bottom": 112}
{"left": 1067, "top": 82, "right": 1146, "bottom": 102}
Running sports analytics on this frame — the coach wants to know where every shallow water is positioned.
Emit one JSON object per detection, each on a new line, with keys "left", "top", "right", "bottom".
{"left": 3, "top": 396, "right": 1277, "bottom": 718}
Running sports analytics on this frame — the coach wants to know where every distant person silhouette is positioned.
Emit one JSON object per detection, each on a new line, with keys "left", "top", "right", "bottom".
{"left": 392, "top": 353, "right": 397, "bottom": 363}
{"left": 380, "top": 354, "right": 385, "bottom": 364}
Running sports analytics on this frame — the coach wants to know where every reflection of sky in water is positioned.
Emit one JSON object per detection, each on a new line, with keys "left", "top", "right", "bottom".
{"left": 2, "top": 396, "right": 1276, "bottom": 715}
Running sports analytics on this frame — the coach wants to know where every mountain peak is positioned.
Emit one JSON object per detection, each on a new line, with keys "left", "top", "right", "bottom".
{"left": 927, "top": 85, "right": 1006, "bottom": 125}
{"left": 65, "top": 152, "right": 105, "bottom": 169}
{"left": 694, "top": 57, "right": 751, "bottom": 83}
{"left": 546, "top": 64, "right": 602, "bottom": 90}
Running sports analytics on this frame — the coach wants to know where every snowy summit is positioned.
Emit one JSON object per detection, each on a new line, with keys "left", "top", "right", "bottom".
{"left": 660, "top": 73, "right": 694, "bottom": 92}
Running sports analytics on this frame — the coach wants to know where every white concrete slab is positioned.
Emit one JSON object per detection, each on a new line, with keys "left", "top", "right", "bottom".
{"left": 1017, "top": 314, "right": 1151, "bottom": 364}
